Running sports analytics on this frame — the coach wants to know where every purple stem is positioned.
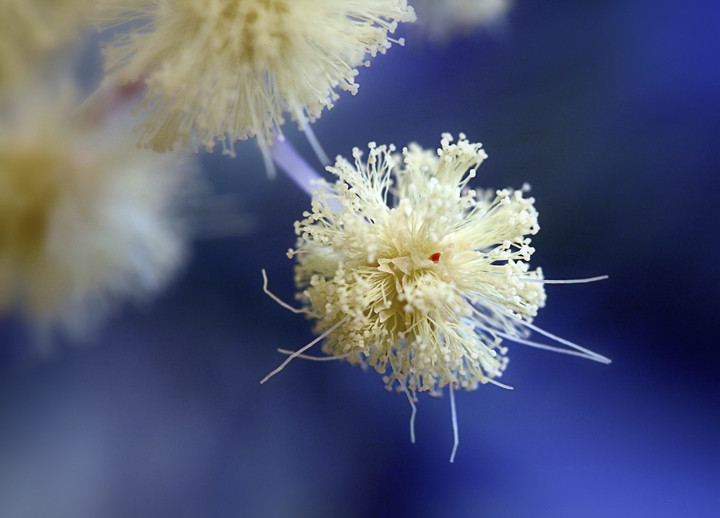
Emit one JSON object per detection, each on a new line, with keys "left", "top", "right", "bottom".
{"left": 269, "top": 138, "right": 324, "bottom": 196}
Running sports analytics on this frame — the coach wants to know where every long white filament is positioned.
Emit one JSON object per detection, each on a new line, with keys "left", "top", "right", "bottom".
{"left": 260, "top": 318, "right": 347, "bottom": 384}
{"left": 449, "top": 383, "right": 459, "bottom": 463}
{"left": 486, "top": 377, "right": 514, "bottom": 390}
{"left": 296, "top": 109, "right": 331, "bottom": 166}
{"left": 523, "top": 275, "right": 609, "bottom": 284}
{"left": 277, "top": 349, "right": 350, "bottom": 361}
{"left": 520, "top": 320, "right": 611, "bottom": 364}
{"left": 398, "top": 382, "right": 417, "bottom": 444}
{"left": 262, "top": 269, "right": 306, "bottom": 314}
{"left": 492, "top": 326, "right": 610, "bottom": 363}
{"left": 259, "top": 144, "right": 277, "bottom": 180}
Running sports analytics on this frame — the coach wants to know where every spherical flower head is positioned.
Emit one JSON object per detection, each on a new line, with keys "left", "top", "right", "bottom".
{"left": 290, "top": 134, "right": 546, "bottom": 394}
{"left": 94, "top": 0, "right": 416, "bottom": 153}
{"left": 411, "top": 0, "right": 512, "bottom": 41}
{"left": 0, "top": 85, "right": 196, "bottom": 337}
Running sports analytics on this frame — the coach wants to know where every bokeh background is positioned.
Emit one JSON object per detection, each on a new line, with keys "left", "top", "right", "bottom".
{"left": 1, "top": 0, "right": 719, "bottom": 516}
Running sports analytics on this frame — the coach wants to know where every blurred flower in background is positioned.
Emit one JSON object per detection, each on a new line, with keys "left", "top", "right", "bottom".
{"left": 411, "top": 0, "right": 513, "bottom": 41}
{"left": 93, "top": 0, "right": 416, "bottom": 153}
{"left": 0, "top": 0, "right": 96, "bottom": 98}
{"left": 0, "top": 84, "right": 197, "bottom": 340}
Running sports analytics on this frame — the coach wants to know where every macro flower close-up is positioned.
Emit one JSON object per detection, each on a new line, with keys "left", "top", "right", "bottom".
{"left": 289, "top": 134, "right": 562, "bottom": 394}
{"left": 1, "top": 1, "right": 719, "bottom": 517}
{"left": 94, "top": 0, "right": 416, "bottom": 153}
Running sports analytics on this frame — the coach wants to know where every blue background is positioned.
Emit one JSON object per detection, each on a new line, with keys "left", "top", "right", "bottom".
{"left": 1, "top": 1, "right": 719, "bottom": 516}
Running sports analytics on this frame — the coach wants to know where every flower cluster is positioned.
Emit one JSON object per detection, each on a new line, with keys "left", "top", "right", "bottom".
{"left": 289, "top": 134, "right": 545, "bottom": 394}
{"left": 0, "top": 86, "right": 196, "bottom": 336}
{"left": 94, "top": 0, "right": 416, "bottom": 153}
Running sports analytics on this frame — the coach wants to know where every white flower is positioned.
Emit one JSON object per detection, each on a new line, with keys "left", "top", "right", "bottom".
{"left": 94, "top": 0, "right": 416, "bottom": 153}
{"left": 288, "top": 134, "right": 547, "bottom": 394}
{"left": 0, "top": 86, "right": 196, "bottom": 337}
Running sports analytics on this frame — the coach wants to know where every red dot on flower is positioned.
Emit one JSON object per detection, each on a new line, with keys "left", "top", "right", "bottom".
{"left": 430, "top": 252, "right": 441, "bottom": 262}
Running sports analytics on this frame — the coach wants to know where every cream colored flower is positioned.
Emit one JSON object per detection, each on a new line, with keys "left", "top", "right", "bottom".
{"left": 287, "top": 134, "right": 549, "bottom": 394}
{"left": 0, "top": 86, "right": 196, "bottom": 336}
{"left": 262, "top": 133, "right": 610, "bottom": 462}
{"left": 411, "top": 0, "right": 512, "bottom": 41}
{"left": 94, "top": 0, "right": 416, "bottom": 153}
{"left": 0, "top": 0, "right": 95, "bottom": 97}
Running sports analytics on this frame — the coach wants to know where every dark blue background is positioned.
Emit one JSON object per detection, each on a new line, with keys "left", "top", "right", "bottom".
{"left": 1, "top": 1, "right": 719, "bottom": 516}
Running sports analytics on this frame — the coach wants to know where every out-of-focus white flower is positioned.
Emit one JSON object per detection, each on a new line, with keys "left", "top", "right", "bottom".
{"left": 286, "top": 134, "right": 549, "bottom": 394}
{"left": 0, "top": 0, "right": 95, "bottom": 97}
{"left": 94, "top": 0, "right": 416, "bottom": 153}
{"left": 0, "top": 86, "right": 196, "bottom": 337}
{"left": 411, "top": 0, "right": 513, "bottom": 41}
